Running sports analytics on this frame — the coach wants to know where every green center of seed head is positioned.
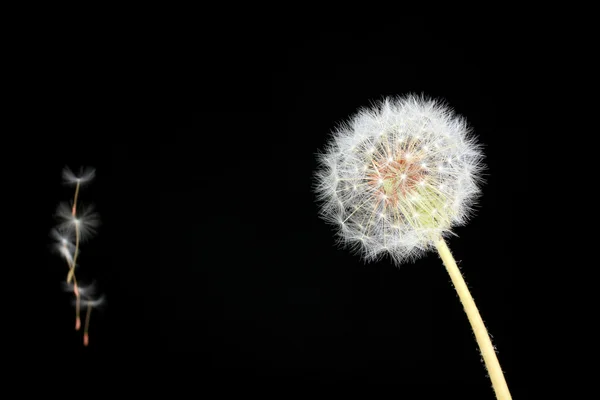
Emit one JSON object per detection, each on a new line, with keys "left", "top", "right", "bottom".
{"left": 382, "top": 175, "right": 451, "bottom": 231}
{"left": 382, "top": 177, "right": 395, "bottom": 196}
{"left": 411, "top": 185, "right": 452, "bottom": 230}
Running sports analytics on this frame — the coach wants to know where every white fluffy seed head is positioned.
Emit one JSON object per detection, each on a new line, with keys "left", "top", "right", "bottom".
{"left": 314, "top": 94, "right": 485, "bottom": 265}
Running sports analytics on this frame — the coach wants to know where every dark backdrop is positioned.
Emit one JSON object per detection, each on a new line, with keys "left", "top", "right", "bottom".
{"left": 23, "top": 30, "right": 528, "bottom": 397}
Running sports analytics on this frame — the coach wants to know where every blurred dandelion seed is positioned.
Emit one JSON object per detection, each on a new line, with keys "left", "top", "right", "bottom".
{"left": 79, "top": 283, "right": 105, "bottom": 346}
{"left": 51, "top": 166, "right": 104, "bottom": 346}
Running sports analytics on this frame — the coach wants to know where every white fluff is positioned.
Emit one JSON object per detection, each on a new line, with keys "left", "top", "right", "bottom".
{"left": 55, "top": 202, "right": 100, "bottom": 243}
{"left": 315, "top": 94, "right": 485, "bottom": 265}
{"left": 62, "top": 166, "right": 96, "bottom": 185}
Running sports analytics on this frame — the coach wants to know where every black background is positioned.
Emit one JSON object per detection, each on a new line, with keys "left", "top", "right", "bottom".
{"left": 22, "top": 29, "right": 528, "bottom": 397}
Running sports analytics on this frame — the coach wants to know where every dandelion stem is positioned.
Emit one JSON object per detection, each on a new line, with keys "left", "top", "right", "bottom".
{"left": 435, "top": 237, "right": 512, "bottom": 400}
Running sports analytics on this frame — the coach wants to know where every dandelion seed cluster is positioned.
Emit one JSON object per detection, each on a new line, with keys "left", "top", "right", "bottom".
{"left": 315, "top": 95, "right": 485, "bottom": 264}
{"left": 50, "top": 166, "right": 104, "bottom": 345}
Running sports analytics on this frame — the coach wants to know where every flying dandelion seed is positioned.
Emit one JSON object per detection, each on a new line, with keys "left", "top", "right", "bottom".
{"left": 69, "top": 282, "right": 105, "bottom": 346}
{"left": 50, "top": 166, "right": 104, "bottom": 346}
{"left": 55, "top": 202, "right": 100, "bottom": 244}
{"left": 50, "top": 228, "right": 75, "bottom": 267}
{"left": 314, "top": 94, "right": 511, "bottom": 400}
{"left": 62, "top": 166, "right": 96, "bottom": 215}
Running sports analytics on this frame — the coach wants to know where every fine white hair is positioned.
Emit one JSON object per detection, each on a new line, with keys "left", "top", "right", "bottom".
{"left": 314, "top": 94, "right": 485, "bottom": 265}
{"left": 62, "top": 166, "right": 96, "bottom": 186}
{"left": 55, "top": 202, "right": 100, "bottom": 243}
{"left": 65, "top": 281, "right": 106, "bottom": 308}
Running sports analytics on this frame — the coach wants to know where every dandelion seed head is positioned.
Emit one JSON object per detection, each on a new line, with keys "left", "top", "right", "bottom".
{"left": 314, "top": 94, "right": 485, "bottom": 265}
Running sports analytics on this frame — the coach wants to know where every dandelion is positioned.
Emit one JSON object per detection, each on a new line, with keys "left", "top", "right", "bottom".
{"left": 315, "top": 94, "right": 511, "bottom": 399}
{"left": 62, "top": 166, "right": 95, "bottom": 215}
{"left": 55, "top": 202, "right": 100, "bottom": 245}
